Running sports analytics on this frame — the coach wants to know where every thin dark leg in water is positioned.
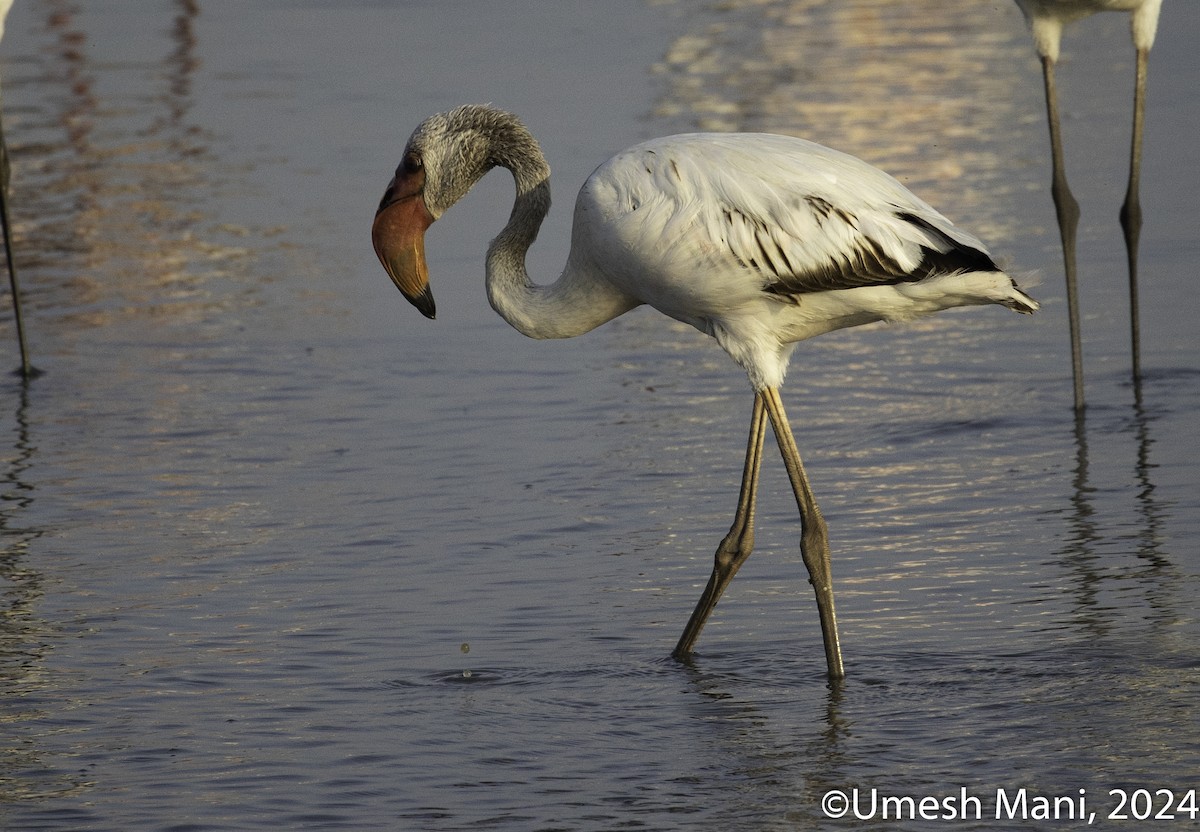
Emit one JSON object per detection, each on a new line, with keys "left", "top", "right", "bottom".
{"left": 762, "top": 387, "right": 844, "bottom": 679}
{"left": 0, "top": 98, "right": 34, "bottom": 380}
{"left": 1042, "top": 55, "right": 1084, "bottom": 412}
{"left": 1120, "top": 46, "right": 1149, "bottom": 397}
{"left": 673, "top": 392, "right": 767, "bottom": 660}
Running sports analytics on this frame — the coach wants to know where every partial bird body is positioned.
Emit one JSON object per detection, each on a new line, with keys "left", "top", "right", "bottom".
{"left": 1015, "top": 0, "right": 1162, "bottom": 60}
{"left": 574, "top": 132, "right": 1033, "bottom": 389}
{"left": 372, "top": 105, "right": 1037, "bottom": 677}
{"left": 1013, "top": 0, "right": 1163, "bottom": 406}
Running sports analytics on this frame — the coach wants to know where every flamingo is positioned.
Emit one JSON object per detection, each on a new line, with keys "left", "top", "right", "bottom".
{"left": 371, "top": 105, "right": 1038, "bottom": 678}
{"left": 1013, "top": 0, "right": 1164, "bottom": 409}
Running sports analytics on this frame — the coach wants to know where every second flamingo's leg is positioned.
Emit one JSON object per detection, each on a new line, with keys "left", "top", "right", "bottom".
{"left": 1119, "top": 46, "right": 1149, "bottom": 388}
{"left": 1042, "top": 55, "right": 1085, "bottom": 412}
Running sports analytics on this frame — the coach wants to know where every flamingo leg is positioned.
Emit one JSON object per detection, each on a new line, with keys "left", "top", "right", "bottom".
{"left": 1119, "top": 46, "right": 1148, "bottom": 391}
{"left": 0, "top": 99, "right": 32, "bottom": 379}
{"left": 673, "top": 392, "right": 767, "bottom": 660}
{"left": 1041, "top": 55, "right": 1085, "bottom": 412}
{"left": 761, "top": 387, "right": 844, "bottom": 679}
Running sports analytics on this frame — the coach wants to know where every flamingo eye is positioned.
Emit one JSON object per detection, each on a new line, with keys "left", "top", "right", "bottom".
{"left": 399, "top": 152, "right": 423, "bottom": 176}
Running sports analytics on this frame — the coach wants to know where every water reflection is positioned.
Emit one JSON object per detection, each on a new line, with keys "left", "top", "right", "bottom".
{"left": 6, "top": 0, "right": 259, "bottom": 337}
{"left": 1059, "top": 403, "right": 1178, "bottom": 641}
{"left": 155, "top": 0, "right": 201, "bottom": 140}
{"left": 1128, "top": 400, "right": 1169, "bottom": 577}
{"left": 1061, "top": 416, "right": 1102, "bottom": 631}
{"left": 0, "top": 383, "right": 41, "bottom": 641}
{"left": 679, "top": 659, "right": 849, "bottom": 825}
{"left": 653, "top": 0, "right": 1035, "bottom": 238}
{"left": 0, "top": 1, "right": 265, "bottom": 808}
{"left": 0, "top": 382, "right": 77, "bottom": 804}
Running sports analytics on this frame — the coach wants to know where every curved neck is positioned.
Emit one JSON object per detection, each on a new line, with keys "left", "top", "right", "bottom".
{"left": 483, "top": 144, "right": 637, "bottom": 339}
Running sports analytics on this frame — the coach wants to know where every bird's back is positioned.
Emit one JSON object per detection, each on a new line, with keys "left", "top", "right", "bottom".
{"left": 562, "top": 131, "right": 1035, "bottom": 389}
{"left": 572, "top": 132, "right": 1002, "bottom": 313}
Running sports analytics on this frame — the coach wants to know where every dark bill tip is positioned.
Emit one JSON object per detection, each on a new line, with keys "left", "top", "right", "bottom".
{"left": 407, "top": 284, "right": 436, "bottom": 319}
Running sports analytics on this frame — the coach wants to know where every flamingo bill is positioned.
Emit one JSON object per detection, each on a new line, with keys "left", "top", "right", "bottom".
{"left": 372, "top": 194, "right": 437, "bottom": 319}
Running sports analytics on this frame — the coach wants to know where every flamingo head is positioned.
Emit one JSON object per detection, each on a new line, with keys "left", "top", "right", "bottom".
{"left": 372, "top": 105, "right": 544, "bottom": 321}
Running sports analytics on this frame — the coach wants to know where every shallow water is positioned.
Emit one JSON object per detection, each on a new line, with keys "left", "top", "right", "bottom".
{"left": 1, "top": 0, "right": 1198, "bottom": 829}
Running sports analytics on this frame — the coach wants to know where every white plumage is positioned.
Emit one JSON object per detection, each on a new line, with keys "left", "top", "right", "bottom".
{"left": 572, "top": 132, "right": 1034, "bottom": 389}
{"left": 372, "top": 105, "right": 1038, "bottom": 677}
{"left": 1015, "top": 0, "right": 1162, "bottom": 61}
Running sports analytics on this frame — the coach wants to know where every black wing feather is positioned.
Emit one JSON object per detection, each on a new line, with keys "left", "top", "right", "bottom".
{"left": 761, "top": 209, "right": 999, "bottom": 299}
